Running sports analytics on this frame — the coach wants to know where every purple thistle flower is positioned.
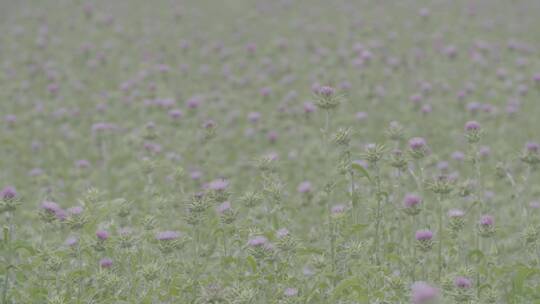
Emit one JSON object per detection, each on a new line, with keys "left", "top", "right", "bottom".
{"left": 100, "top": 258, "right": 113, "bottom": 269}
{"left": 284, "top": 287, "right": 298, "bottom": 297}
{"left": 260, "top": 87, "right": 271, "bottom": 97}
{"left": 41, "top": 201, "right": 66, "bottom": 220}
{"left": 216, "top": 201, "right": 231, "bottom": 214}
{"left": 451, "top": 151, "right": 465, "bottom": 161}
{"left": 479, "top": 215, "right": 494, "bottom": 226}
{"left": 168, "top": 109, "right": 183, "bottom": 120}
{"left": 533, "top": 73, "right": 540, "bottom": 83}
{"left": 464, "top": 120, "right": 481, "bottom": 131}
{"left": 466, "top": 102, "right": 481, "bottom": 113}
{"left": 55, "top": 209, "right": 67, "bottom": 221}
{"left": 118, "top": 227, "right": 132, "bottom": 236}
{"left": 267, "top": 131, "right": 278, "bottom": 143}
{"left": 190, "top": 170, "right": 202, "bottom": 181}
{"left": 1, "top": 186, "right": 17, "bottom": 201}
{"left": 356, "top": 111, "right": 368, "bottom": 121}
{"left": 5, "top": 114, "right": 17, "bottom": 125}
{"left": 303, "top": 102, "right": 316, "bottom": 114}
{"left": 96, "top": 230, "right": 110, "bottom": 241}
{"left": 247, "top": 236, "right": 268, "bottom": 247}
{"left": 75, "top": 159, "right": 91, "bottom": 169}
{"left": 29, "top": 168, "right": 44, "bottom": 177}
{"left": 421, "top": 104, "right": 432, "bottom": 114}
{"left": 65, "top": 236, "right": 78, "bottom": 247}
{"left": 41, "top": 201, "right": 60, "bottom": 212}
{"left": 410, "top": 94, "right": 423, "bottom": 105}
{"left": 409, "top": 137, "right": 426, "bottom": 150}
{"left": 415, "top": 230, "right": 434, "bottom": 241}
{"left": 156, "top": 231, "right": 181, "bottom": 241}
{"left": 454, "top": 276, "right": 472, "bottom": 289}
{"left": 526, "top": 142, "right": 540, "bottom": 153}
{"left": 448, "top": 209, "right": 465, "bottom": 218}
{"left": 479, "top": 146, "right": 490, "bottom": 158}
{"left": 331, "top": 204, "right": 346, "bottom": 215}
{"left": 297, "top": 181, "right": 313, "bottom": 194}
{"left": 248, "top": 112, "right": 261, "bottom": 123}
{"left": 276, "top": 228, "right": 289, "bottom": 238}
{"left": 318, "top": 86, "right": 335, "bottom": 97}
{"left": 530, "top": 201, "right": 540, "bottom": 209}
{"left": 91, "top": 122, "right": 116, "bottom": 133}
{"left": 186, "top": 96, "right": 202, "bottom": 109}
{"left": 411, "top": 281, "right": 439, "bottom": 304}
{"left": 208, "top": 179, "right": 229, "bottom": 191}
{"left": 403, "top": 194, "right": 422, "bottom": 208}
{"left": 246, "top": 42, "right": 257, "bottom": 53}
{"left": 419, "top": 7, "right": 430, "bottom": 18}
{"left": 437, "top": 161, "right": 449, "bottom": 172}
{"left": 67, "top": 206, "right": 83, "bottom": 215}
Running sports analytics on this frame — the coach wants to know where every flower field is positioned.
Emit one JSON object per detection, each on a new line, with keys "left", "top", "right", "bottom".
{"left": 1, "top": 0, "right": 540, "bottom": 303}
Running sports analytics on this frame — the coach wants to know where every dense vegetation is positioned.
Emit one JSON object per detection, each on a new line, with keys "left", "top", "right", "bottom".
{"left": 1, "top": 0, "right": 540, "bottom": 303}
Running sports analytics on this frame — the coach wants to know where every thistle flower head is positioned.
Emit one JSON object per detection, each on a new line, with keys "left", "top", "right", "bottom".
{"left": 409, "top": 137, "right": 428, "bottom": 158}
{"left": 331, "top": 204, "right": 346, "bottom": 215}
{"left": 448, "top": 209, "right": 465, "bottom": 218}
{"left": 100, "top": 258, "right": 113, "bottom": 269}
{"left": 156, "top": 231, "right": 181, "bottom": 241}
{"left": 314, "top": 85, "right": 341, "bottom": 109}
{"left": 65, "top": 236, "right": 78, "bottom": 247}
{"left": 284, "top": 287, "right": 298, "bottom": 297}
{"left": 1, "top": 186, "right": 17, "bottom": 201}
{"left": 464, "top": 120, "right": 481, "bottom": 131}
{"left": 248, "top": 112, "right": 261, "bottom": 123}
{"left": 96, "top": 230, "right": 110, "bottom": 241}
{"left": 479, "top": 215, "right": 494, "bottom": 226}
{"left": 247, "top": 236, "right": 268, "bottom": 247}
{"left": 40, "top": 201, "right": 66, "bottom": 220}
{"left": 415, "top": 230, "right": 433, "bottom": 241}
{"left": 297, "top": 181, "right": 313, "bottom": 194}
{"left": 409, "top": 137, "right": 426, "bottom": 150}
{"left": 452, "top": 151, "right": 465, "bottom": 161}
{"left": 403, "top": 194, "right": 422, "bottom": 208}
{"left": 411, "top": 281, "right": 439, "bottom": 304}
{"left": 216, "top": 201, "right": 231, "bottom": 214}
{"left": 526, "top": 142, "right": 540, "bottom": 153}
{"left": 318, "top": 86, "right": 335, "bottom": 97}
{"left": 454, "top": 276, "right": 472, "bottom": 289}
{"left": 276, "top": 228, "right": 289, "bottom": 238}
{"left": 464, "top": 120, "right": 482, "bottom": 142}
{"left": 479, "top": 214, "right": 495, "bottom": 237}
{"left": 208, "top": 179, "right": 229, "bottom": 191}
{"left": 67, "top": 206, "right": 83, "bottom": 215}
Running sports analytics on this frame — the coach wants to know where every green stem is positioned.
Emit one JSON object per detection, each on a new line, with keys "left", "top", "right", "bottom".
{"left": 77, "top": 244, "right": 83, "bottom": 304}
{"left": 437, "top": 194, "right": 444, "bottom": 282}
{"left": 373, "top": 164, "right": 382, "bottom": 265}
{"left": 2, "top": 214, "right": 12, "bottom": 304}
{"left": 327, "top": 200, "right": 336, "bottom": 286}
{"left": 476, "top": 235, "right": 481, "bottom": 299}
{"left": 411, "top": 215, "right": 417, "bottom": 282}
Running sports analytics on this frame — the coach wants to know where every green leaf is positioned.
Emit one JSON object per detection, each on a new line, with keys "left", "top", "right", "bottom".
{"left": 351, "top": 163, "right": 372, "bottom": 183}
{"left": 297, "top": 247, "right": 324, "bottom": 255}
{"left": 350, "top": 223, "right": 369, "bottom": 234}
{"left": 246, "top": 255, "right": 257, "bottom": 273}
{"left": 511, "top": 264, "right": 540, "bottom": 296}
{"left": 12, "top": 240, "right": 36, "bottom": 255}
{"left": 330, "top": 276, "right": 368, "bottom": 301}
{"left": 467, "top": 249, "right": 484, "bottom": 263}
